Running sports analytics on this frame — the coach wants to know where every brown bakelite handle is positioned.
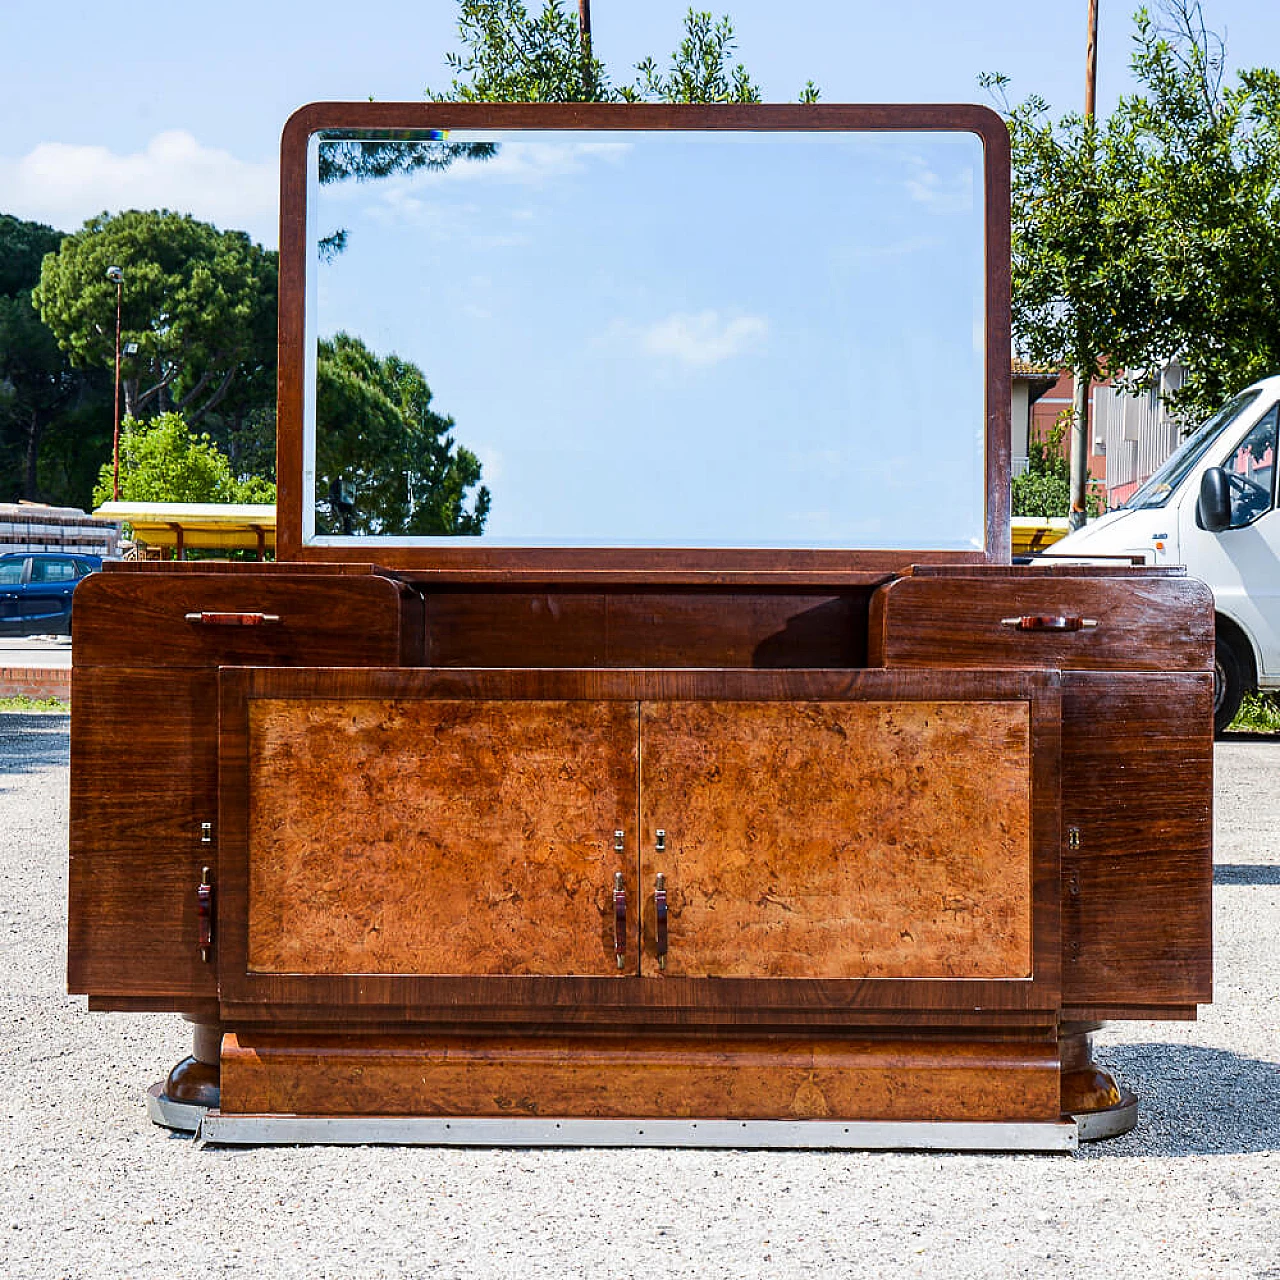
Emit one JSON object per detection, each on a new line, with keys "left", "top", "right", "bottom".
{"left": 613, "top": 872, "right": 627, "bottom": 971}
{"left": 1001, "top": 614, "right": 1098, "bottom": 632}
{"left": 197, "top": 867, "right": 214, "bottom": 962}
{"left": 184, "top": 611, "right": 282, "bottom": 626}
{"left": 654, "top": 873, "right": 668, "bottom": 971}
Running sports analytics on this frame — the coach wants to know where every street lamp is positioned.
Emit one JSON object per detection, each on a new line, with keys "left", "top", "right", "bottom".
{"left": 106, "top": 265, "right": 124, "bottom": 501}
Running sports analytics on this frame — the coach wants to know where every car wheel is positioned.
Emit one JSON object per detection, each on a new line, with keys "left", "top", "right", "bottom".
{"left": 1214, "top": 634, "right": 1246, "bottom": 736}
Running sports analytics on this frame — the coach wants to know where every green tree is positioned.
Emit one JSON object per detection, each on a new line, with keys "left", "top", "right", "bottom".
{"left": 316, "top": 334, "right": 489, "bottom": 536}
{"left": 1125, "top": 2, "right": 1280, "bottom": 416}
{"left": 33, "top": 210, "right": 278, "bottom": 429}
{"left": 0, "top": 214, "right": 110, "bottom": 504}
{"left": 980, "top": 70, "right": 1163, "bottom": 528}
{"left": 91, "top": 411, "right": 275, "bottom": 508}
{"left": 431, "top": 2, "right": 815, "bottom": 105}
{"left": 986, "top": 0, "right": 1280, "bottom": 518}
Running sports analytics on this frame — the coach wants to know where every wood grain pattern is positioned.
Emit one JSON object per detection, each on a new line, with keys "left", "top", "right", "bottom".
{"left": 220, "top": 1031, "right": 1061, "bottom": 1121}
{"left": 247, "top": 699, "right": 638, "bottom": 976}
{"left": 276, "top": 102, "right": 1010, "bottom": 570}
{"left": 68, "top": 668, "right": 219, "bottom": 998}
{"left": 639, "top": 700, "right": 1033, "bottom": 979}
{"left": 74, "top": 570, "right": 415, "bottom": 668}
{"left": 869, "top": 573, "right": 1214, "bottom": 671}
{"left": 424, "top": 590, "right": 869, "bottom": 669}
{"left": 218, "top": 666, "right": 1062, "bottom": 1021}
{"left": 68, "top": 565, "right": 418, "bottom": 1002}
{"left": 1060, "top": 673, "right": 1213, "bottom": 1009}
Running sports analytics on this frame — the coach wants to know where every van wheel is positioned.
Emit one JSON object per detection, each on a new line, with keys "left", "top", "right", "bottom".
{"left": 1214, "top": 635, "right": 1246, "bottom": 736}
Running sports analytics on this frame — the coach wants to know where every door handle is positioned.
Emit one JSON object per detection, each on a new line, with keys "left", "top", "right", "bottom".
{"left": 654, "top": 873, "right": 668, "bottom": 971}
{"left": 612, "top": 872, "right": 627, "bottom": 970}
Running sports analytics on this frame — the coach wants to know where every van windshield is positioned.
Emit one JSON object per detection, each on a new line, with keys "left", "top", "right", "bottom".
{"left": 1124, "top": 390, "right": 1264, "bottom": 510}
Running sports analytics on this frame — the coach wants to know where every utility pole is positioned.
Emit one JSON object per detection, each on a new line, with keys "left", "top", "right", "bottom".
{"left": 106, "top": 265, "right": 124, "bottom": 502}
{"left": 578, "top": 0, "right": 594, "bottom": 98}
{"left": 1069, "top": 0, "right": 1101, "bottom": 531}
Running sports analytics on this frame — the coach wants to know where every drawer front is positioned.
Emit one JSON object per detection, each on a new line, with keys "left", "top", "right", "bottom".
{"left": 74, "top": 571, "right": 415, "bottom": 668}
{"left": 870, "top": 575, "right": 1213, "bottom": 672}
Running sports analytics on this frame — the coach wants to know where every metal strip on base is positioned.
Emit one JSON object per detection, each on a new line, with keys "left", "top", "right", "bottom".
{"left": 195, "top": 1113, "right": 1079, "bottom": 1152}
{"left": 145, "top": 1082, "right": 209, "bottom": 1134}
{"left": 1072, "top": 1091, "right": 1138, "bottom": 1142}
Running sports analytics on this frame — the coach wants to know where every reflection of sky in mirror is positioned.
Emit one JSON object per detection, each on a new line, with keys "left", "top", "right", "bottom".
{"left": 310, "top": 130, "right": 986, "bottom": 549}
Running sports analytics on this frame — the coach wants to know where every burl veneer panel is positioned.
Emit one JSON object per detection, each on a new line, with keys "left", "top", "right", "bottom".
{"left": 639, "top": 700, "right": 1033, "bottom": 979}
{"left": 1061, "top": 673, "right": 1213, "bottom": 1011}
{"left": 220, "top": 1032, "right": 1061, "bottom": 1121}
{"left": 247, "top": 698, "right": 637, "bottom": 976}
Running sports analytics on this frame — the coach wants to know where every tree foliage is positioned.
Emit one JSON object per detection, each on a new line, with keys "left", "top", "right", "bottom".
{"left": 91, "top": 411, "right": 275, "bottom": 508}
{"left": 430, "top": 1, "right": 816, "bottom": 105}
{"left": 1011, "top": 412, "right": 1104, "bottom": 519}
{"left": 1125, "top": 3, "right": 1280, "bottom": 414}
{"left": 33, "top": 210, "right": 278, "bottom": 428}
{"left": 987, "top": 1, "right": 1280, "bottom": 422}
{"left": 316, "top": 333, "right": 489, "bottom": 536}
{"left": 0, "top": 214, "right": 110, "bottom": 504}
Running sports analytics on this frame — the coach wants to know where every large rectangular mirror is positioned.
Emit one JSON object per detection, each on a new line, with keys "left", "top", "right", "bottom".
{"left": 277, "top": 105, "right": 1009, "bottom": 567}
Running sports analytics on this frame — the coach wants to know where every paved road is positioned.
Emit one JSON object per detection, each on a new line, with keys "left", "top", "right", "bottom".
{"left": 0, "top": 718, "right": 1276, "bottom": 1279}
{"left": 0, "top": 634, "right": 72, "bottom": 669}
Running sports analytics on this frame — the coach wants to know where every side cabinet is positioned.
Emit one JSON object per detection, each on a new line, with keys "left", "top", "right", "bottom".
{"left": 67, "top": 565, "right": 422, "bottom": 1008}
{"left": 869, "top": 567, "right": 1215, "bottom": 1018}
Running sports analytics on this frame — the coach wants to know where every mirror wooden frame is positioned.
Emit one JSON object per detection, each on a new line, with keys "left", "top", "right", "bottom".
{"left": 276, "top": 102, "right": 1011, "bottom": 577}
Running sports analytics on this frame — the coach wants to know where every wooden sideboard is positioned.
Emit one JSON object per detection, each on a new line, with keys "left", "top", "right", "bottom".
{"left": 68, "top": 558, "right": 1213, "bottom": 1146}
{"left": 66, "top": 102, "right": 1214, "bottom": 1148}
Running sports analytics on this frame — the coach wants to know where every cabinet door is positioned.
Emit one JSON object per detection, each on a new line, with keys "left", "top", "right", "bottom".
{"left": 638, "top": 699, "right": 1037, "bottom": 980}
{"left": 220, "top": 681, "right": 637, "bottom": 986}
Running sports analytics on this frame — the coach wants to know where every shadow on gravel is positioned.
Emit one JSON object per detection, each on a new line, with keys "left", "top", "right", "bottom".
{"left": 1215, "top": 863, "right": 1280, "bottom": 885}
{"left": 0, "top": 713, "right": 70, "bottom": 780}
{"left": 1089, "top": 1042, "right": 1280, "bottom": 1156}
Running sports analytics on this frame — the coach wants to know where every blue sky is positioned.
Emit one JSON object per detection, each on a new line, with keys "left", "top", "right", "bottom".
{"left": 2, "top": 1, "right": 1277, "bottom": 546}
{"left": 4, "top": 0, "right": 1278, "bottom": 248}
{"left": 312, "top": 130, "right": 985, "bottom": 546}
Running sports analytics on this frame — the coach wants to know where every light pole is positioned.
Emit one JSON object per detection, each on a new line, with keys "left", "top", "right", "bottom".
{"left": 106, "top": 265, "right": 124, "bottom": 501}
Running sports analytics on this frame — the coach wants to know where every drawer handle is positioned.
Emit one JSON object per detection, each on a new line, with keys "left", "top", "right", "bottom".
{"left": 613, "top": 871, "right": 627, "bottom": 971}
{"left": 1000, "top": 614, "right": 1098, "bottom": 632}
{"left": 184, "top": 611, "right": 282, "bottom": 626}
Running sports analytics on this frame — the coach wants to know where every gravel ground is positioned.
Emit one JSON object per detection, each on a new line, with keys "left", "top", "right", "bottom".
{"left": 1, "top": 713, "right": 1277, "bottom": 1279}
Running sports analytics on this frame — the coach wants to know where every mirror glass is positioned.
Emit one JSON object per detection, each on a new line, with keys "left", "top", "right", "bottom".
{"left": 304, "top": 128, "right": 987, "bottom": 549}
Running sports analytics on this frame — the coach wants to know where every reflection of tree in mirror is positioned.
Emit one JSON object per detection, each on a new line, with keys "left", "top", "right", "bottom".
{"left": 318, "top": 138, "right": 498, "bottom": 257}
{"left": 315, "top": 333, "right": 490, "bottom": 537}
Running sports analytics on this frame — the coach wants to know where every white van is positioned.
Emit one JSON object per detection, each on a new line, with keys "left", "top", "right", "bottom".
{"left": 1047, "top": 373, "right": 1280, "bottom": 733}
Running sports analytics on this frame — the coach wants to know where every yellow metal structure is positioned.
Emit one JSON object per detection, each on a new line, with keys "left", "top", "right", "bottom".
{"left": 93, "top": 503, "right": 275, "bottom": 558}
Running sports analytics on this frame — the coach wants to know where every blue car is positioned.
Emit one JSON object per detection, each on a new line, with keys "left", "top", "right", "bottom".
{"left": 0, "top": 552, "right": 102, "bottom": 636}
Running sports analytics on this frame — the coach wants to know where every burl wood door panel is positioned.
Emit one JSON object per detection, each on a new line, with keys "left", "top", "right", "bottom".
{"left": 243, "top": 698, "right": 637, "bottom": 977}
{"left": 638, "top": 700, "right": 1034, "bottom": 979}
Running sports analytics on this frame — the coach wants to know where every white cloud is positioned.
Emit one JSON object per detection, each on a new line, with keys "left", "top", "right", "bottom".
{"left": 434, "top": 140, "right": 631, "bottom": 186}
{"left": 904, "top": 156, "right": 975, "bottom": 215}
{"left": 613, "top": 309, "right": 769, "bottom": 367}
{"left": 0, "top": 131, "right": 278, "bottom": 244}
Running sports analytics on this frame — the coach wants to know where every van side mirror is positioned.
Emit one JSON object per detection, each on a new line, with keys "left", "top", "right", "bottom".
{"left": 1198, "top": 468, "right": 1232, "bottom": 531}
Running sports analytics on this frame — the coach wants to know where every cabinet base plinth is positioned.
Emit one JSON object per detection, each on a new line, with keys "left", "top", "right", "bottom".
{"left": 218, "top": 1031, "right": 1062, "bottom": 1124}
